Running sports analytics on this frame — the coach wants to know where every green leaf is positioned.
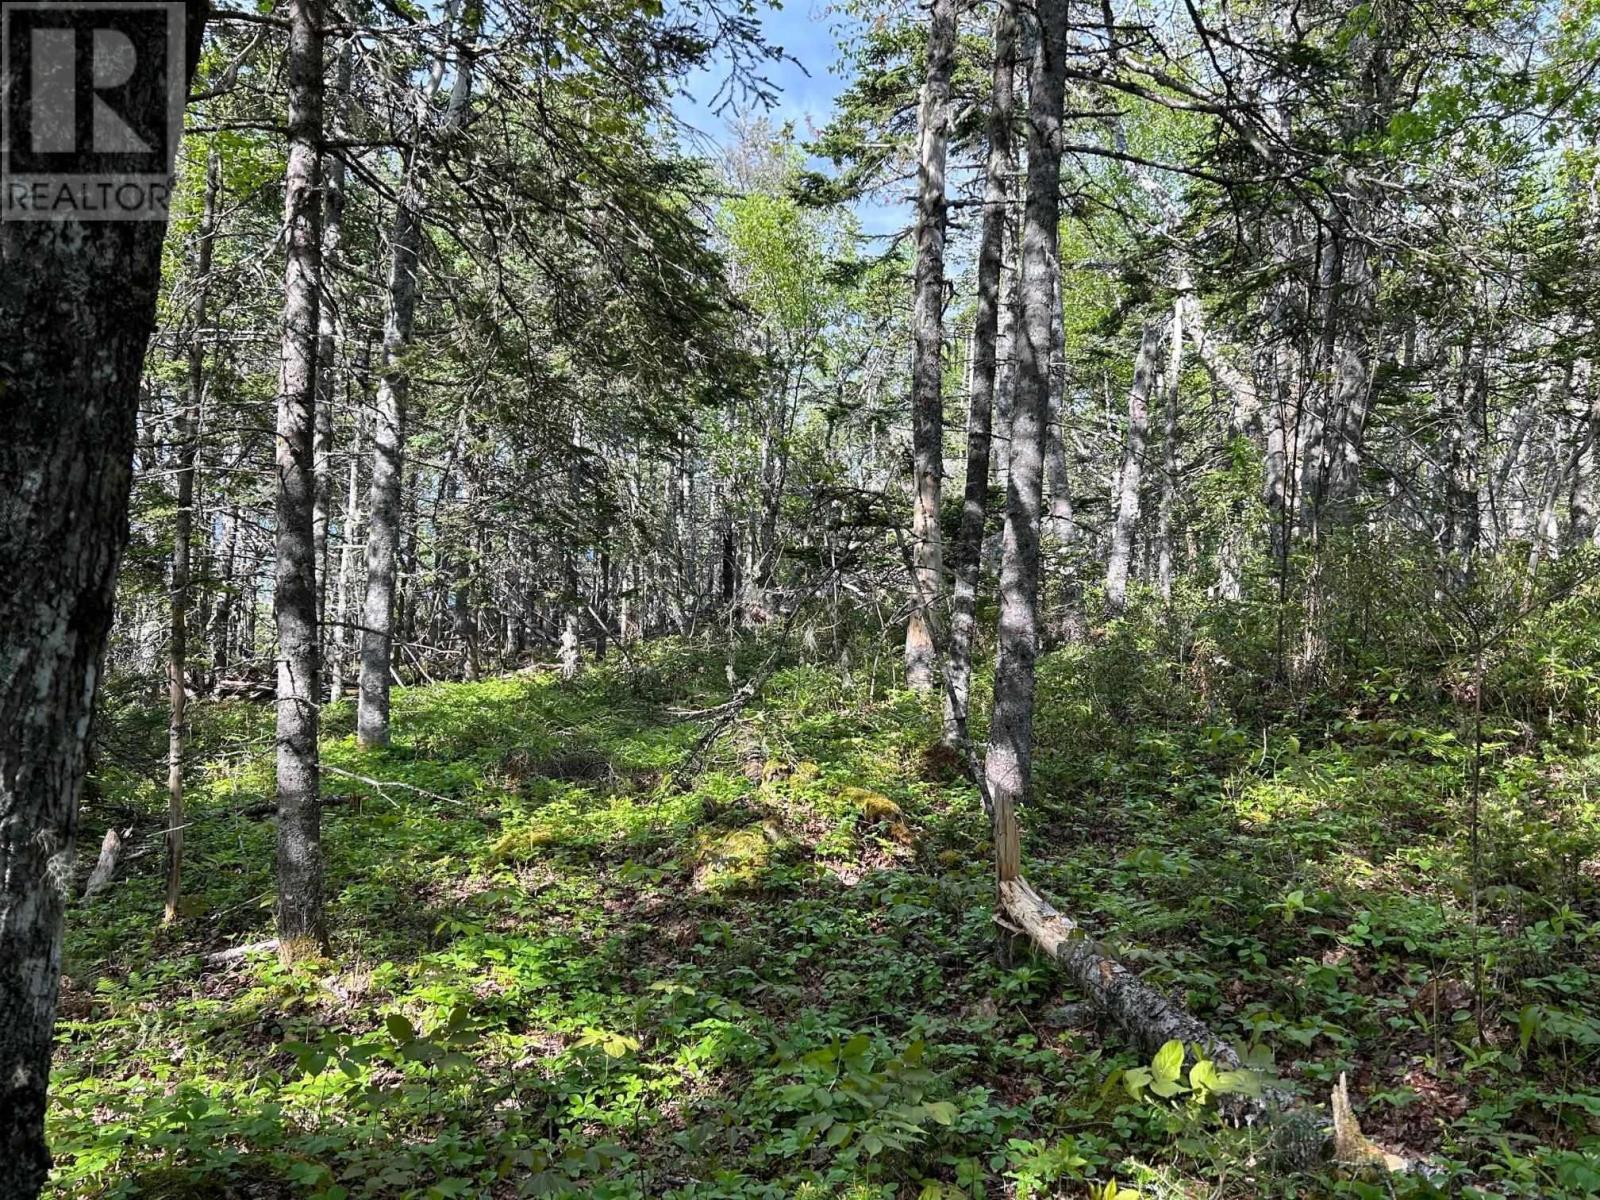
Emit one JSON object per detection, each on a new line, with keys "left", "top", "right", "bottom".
{"left": 1151, "top": 1039, "right": 1184, "bottom": 1084}
{"left": 1519, "top": 1004, "right": 1541, "bottom": 1053}
{"left": 385, "top": 1014, "right": 416, "bottom": 1044}
{"left": 1121, "top": 1066, "right": 1152, "bottom": 1099}
{"left": 923, "top": 1100, "right": 958, "bottom": 1126}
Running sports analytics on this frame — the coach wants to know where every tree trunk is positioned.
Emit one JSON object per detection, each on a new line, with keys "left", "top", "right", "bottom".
{"left": 356, "top": 18, "right": 476, "bottom": 746}
{"left": 992, "top": 230, "right": 1022, "bottom": 495}
{"left": 1105, "top": 322, "right": 1162, "bottom": 613}
{"left": 313, "top": 38, "right": 352, "bottom": 682}
{"left": 167, "top": 149, "right": 220, "bottom": 924}
{"left": 357, "top": 196, "right": 420, "bottom": 748}
{"left": 331, "top": 385, "right": 363, "bottom": 699}
{"left": 987, "top": 0, "right": 1070, "bottom": 885}
{"left": 945, "top": 0, "right": 1016, "bottom": 745}
{"left": 1155, "top": 300, "right": 1183, "bottom": 600}
{"left": 560, "top": 611, "right": 582, "bottom": 680}
{"left": 274, "top": 0, "right": 328, "bottom": 962}
{"left": 212, "top": 502, "right": 241, "bottom": 678}
{"left": 1565, "top": 363, "right": 1596, "bottom": 548}
{"left": 1044, "top": 255, "right": 1074, "bottom": 549}
{"left": 904, "top": 0, "right": 959, "bottom": 692}
{"left": 0, "top": 5, "right": 205, "bottom": 1190}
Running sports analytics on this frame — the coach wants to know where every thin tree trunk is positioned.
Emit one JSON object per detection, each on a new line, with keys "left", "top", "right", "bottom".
{"left": 1044, "top": 256, "right": 1073, "bottom": 549}
{"left": 1155, "top": 300, "right": 1183, "bottom": 600}
{"left": 357, "top": 16, "right": 475, "bottom": 746}
{"left": 1565, "top": 363, "right": 1596, "bottom": 548}
{"left": 357, "top": 198, "right": 420, "bottom": 747}
{"left": 213, "top": 502, "right": 241, "bottom": 677}
{"left": 560, "top": 611, "right": 582, "bottom": 680}
{"left": 993, "top": 228, "right": 1022, "bottom": 495}
{"left": 274, "top": 0, "right": 328, "bottom": 961}
{"left": 313, "top": 38, "right": 352, "bottom": 683}
{"left": 331, "top": 385, "right": 363, "bottom": 699}
{"left": 166, "top": 149, "right": 220, "bottom": 924}
{"left": 0, "top": 7, "right": 205, "bottom": 1190}
{"left": 945, "top": 0, "right": 1016, "bottom": 745}
{"left": 987, "top": 0, "right": 1070, "bottom": 885}
{"left": 1105, "top": 322, "right": 1162, "bottom": 613}
{"left": 904, "top": 0, "right": 959, "bottom": 692}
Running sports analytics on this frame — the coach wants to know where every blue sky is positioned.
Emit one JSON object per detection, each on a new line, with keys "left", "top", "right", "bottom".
{"left": 674, "top": 1, "right": 855, "bottom": 154}
{"left": 672, "top": 1, "right": 908, "bottom": 239}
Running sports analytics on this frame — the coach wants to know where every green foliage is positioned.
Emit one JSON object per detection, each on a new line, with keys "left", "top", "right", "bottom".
{"left": 58, "top": 624, "right": 1600, "bottom": 1198}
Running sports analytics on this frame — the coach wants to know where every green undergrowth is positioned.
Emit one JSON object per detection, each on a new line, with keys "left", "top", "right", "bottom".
{"left": 53, "top": 631, "right": 1600, "bottom": 1199}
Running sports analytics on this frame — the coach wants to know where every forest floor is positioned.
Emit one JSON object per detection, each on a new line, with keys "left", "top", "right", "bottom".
{"left": 52, "top": 636, "right": 1600, "bottom": 1199}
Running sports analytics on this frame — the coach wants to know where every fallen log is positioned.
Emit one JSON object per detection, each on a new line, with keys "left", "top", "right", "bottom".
{"left": 212, "top": 677, "right": 275, "bottom": 701}
{"left": 999, "top": 876, "right": 1415, "bottom": 1172}
{"left": 890, "top": 531, "right": 1413, "bottom": 1174}
{"left": 201, "top": 939, "right": 278, "bottom": 967}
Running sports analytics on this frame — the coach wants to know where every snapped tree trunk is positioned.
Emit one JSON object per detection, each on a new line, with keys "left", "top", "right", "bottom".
{"left": 986, "top": 0, "right": 1070, "bottom": 884}
{"left": 0, "top": 6, "right": 205, "bottom": 1192}
{"left": 1105, "top": 322, "right": 1162, "bottom": 613}
{"left": 945, "top": 0, "right": 1016, "bottom": 745}
{"left": 904, "top": 0, "right": 958, "bottom": 692}
{"left": 274, "top": 0, "right": 328, "bottom": 961}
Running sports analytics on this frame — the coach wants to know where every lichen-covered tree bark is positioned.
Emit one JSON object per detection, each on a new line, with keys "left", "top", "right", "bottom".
{"left": 945, "top": 0, "right": 1016, "bottom": 745}
{"left": 904, "top": 0, "right": 959, "bottom": 692}
{"left": 1104, "top": 321, "right": 1163, "bottom": 612}
{"left": 0, "top": 5, "right": 205, "bottom": 1190}
{"left": 274, "top": 0, "right": 329, "bottom": 960}
{"left": 987, "top": 0, "right": 1070, "bottom": 883}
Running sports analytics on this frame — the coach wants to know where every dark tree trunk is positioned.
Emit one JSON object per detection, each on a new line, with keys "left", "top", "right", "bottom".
{"left": 0, "top": 5, "right": 205, "bottom": 1192}
{"left": 987, "top": 0, "right": 1070, "bottom": 884}
{"left": 904, "top": 0, "right": 958, "bottom": 692}
{"left": 274, "top": 0, "right": 328, "bottom": 961}
{"left": 945, "top": 0, "right": 1016, "bottom": 744}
